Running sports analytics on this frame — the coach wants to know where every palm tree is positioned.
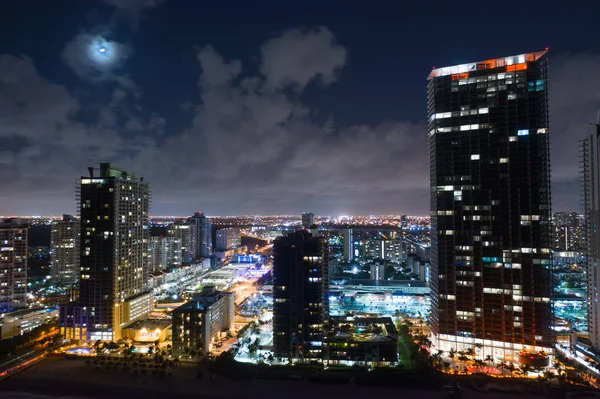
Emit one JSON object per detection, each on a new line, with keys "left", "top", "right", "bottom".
{"left": 505, "top": 362, "right": 516, "bottom": 377}
{"left": 521, "top": 364, "right": 534, "bottom": 377}
{"left": 473, "top": 343, "right": 483, "bottom": 357}
{"left": 457, "top": 354, "right": 470, "bottom": 373}
{"left": 430, "top": 352, "right": 442, "bottom": 369}
{"left": 543, "top": 370, "right": 555, "bottom": 382}
{"left": 442, "top": 361, "right": 451, "bottom": 373}
{"left": 496, "top": 361, "right": 506, "bottom": 376}
{"left": 485, "top": 355, "right": 493, "bottom": 369}
{"left": 474, "top": 358, "right": 485, "bottom": 373}
{"left": 448, "top": 348, "right": 456, "bottom": 361}
{"left": 465, "top": 347, "right": 476, "bottom": 359}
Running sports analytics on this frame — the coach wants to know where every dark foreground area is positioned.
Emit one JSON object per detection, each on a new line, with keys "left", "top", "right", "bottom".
{"left": 0, "top": 357, "right": 587, "bottom": 399}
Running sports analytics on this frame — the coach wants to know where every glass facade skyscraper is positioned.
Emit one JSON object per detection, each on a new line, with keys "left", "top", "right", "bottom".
{"left": 273, "top": 230, "right": 329, "bottom": 360}
{"left": 581, "top": 122, "right": 600, "bottom": 351}
{"left": 427, "top": 51, "right": 553, "bottom": 360}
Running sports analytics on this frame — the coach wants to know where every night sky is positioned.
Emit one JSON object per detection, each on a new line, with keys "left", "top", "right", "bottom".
{"left": 1, "top": 0, "right": 599, "bottom": 216}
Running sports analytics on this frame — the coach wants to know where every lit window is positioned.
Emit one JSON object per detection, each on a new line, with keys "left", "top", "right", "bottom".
{"left": 517, "top": 129, "right": 529, "bottom": 136}
{"left": 509, "top": 136, "right": 517, "bottom": 142}
{"left": 479, "top": 108, "right": 489, "bottom": 114}
{"left": 471, "top": 154, "right": 480, "bottom": 160}
{"left": 499, "top": 158, "right": 509, "bottom": 163}
{"left": 508, "top": 94, "right": 517, "bottom": 100}
{"left": 460, "top": 125, "right": 471, "bottom": 131}
{"left": 537, "top": 128, "right": 547, "bottom": 134}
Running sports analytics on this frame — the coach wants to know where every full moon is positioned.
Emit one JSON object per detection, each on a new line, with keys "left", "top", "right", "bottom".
{"left": 87, "top": 37, "right": 118, "bottom": 69}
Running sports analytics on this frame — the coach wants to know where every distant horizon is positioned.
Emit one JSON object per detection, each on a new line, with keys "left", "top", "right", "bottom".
{"left": 0, "top": 213, "right": 432, "bottom": 219}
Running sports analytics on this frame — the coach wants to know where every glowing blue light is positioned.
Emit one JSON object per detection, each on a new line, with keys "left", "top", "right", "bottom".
{"left": 87, "top": 37, "right": 118, "bottom": 69}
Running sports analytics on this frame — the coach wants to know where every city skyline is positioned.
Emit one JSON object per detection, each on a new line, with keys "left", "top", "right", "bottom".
{"left": 1, "top": 2, "right": 600, "bottom": 215}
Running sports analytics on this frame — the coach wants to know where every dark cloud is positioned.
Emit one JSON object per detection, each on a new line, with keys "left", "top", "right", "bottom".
{"left": 103, "top": 0, "right": 165, "bottom": 29}
{"left": 0, "top": 29, "right": 598, "bottom": 216}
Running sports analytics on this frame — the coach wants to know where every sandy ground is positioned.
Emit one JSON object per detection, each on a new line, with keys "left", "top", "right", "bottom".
{"left": 0, "top": 358, "right": 549, "bottom": 399}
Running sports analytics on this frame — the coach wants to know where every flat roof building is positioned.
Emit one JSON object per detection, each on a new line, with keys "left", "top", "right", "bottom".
{"left": 171, "top": 286, "right": 234, "bottom": 355}
{"left": 51, "top": 214, "right": 79, "bottom": 285}
{"left": 60, "top": 164, "right": 153, "bottom": 342}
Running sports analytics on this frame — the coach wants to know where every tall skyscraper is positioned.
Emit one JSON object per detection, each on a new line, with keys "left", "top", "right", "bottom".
{"left": 0, "top": 219, "right": 27, "bottom": 312}
{"left": 168, "top": 220, "right": 194, "bottom": 264}
{"left": 273, "top": 231, "right": 329, "bottom": 360}
{"left": 428, "top": 51, "right": 553, "bottom": 360}
{"left": 61, "top": 164, "right": 153, "bottom": 341}
{"left": 51, "top": 214, "right": 80, "bottom": 285}
{"left": 188, "top": 212, "right": 212, "bottom": 258}
{"left": 581, "top": 121, "right": 600, "bottom": 351}
{"left": 301, "top": 212, "right": 314, "bottom": 228}
{"left": 215, "top": 227, "right": 241, "bottom": 251}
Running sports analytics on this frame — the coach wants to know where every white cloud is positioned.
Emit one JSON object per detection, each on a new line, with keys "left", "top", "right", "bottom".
{"left": 197, "top": 45, "right": 242, "bottom": 88}
{"left": 260, "top": 27, "right": 347, "bottom": 91}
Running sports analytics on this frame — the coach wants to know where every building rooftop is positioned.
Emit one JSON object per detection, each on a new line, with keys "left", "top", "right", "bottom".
{"left": 123, "top": 318, "right": 172, "bottom": 331}
{"left": 2, "top": 307, "right": 57, "bottom": 321}
{"left": 428, "top": 50, "right": 547, "bottom": 80}
{"left": 174, "top": 286, "right": 231, "bottom": 312}
{"left": 329, "top": 316, "right": 398, "bottom": 342}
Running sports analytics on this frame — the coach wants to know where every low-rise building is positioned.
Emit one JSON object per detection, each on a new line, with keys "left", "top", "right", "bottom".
{"left": 171, "top": 286, "right": 234, "bottom": 355}
{"left": 1, "top": 307, "right": 59, "bottom": 339}
{"left": 326, "top": 316, "right": 398, "bottom": 366}
{"left": 121, "top": 319, "right": 172, "bottom": 343}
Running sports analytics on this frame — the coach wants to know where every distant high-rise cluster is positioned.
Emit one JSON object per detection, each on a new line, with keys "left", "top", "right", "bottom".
{"left": 50, "top": 214, "right": 79, "bottom": 285}
{"left": 0, "top": 219, "right": 28, "bottom": 312}
{"left": 61, "top": 164, "right": 153, "bottom": 341}
{"left": 428, "top": 51, "right": 553, "bottom": 361}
